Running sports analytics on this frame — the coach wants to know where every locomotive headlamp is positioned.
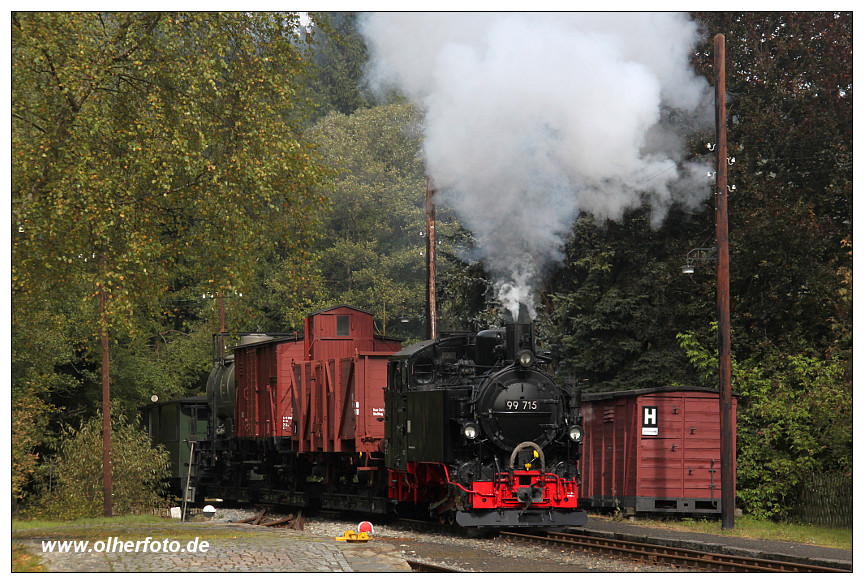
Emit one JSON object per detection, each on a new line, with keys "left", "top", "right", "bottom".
{"left": 567, "top": 425, "right": 584, "bottom": 442}
{"left": 517, "top": 350, "right": 535, "bottom": 368}
{"left": 461, "top": 422, "right": 481, "bottom": 440}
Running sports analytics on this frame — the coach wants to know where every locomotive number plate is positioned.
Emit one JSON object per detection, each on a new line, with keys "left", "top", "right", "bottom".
{"left": 506, "top": 400, "right": 538, "bottom": 411}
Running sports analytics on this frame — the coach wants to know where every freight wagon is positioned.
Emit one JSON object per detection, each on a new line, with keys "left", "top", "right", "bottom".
{"left": 141, "top": 395, "right": 209, "bottom": 498}
{"left": 579, "top": 386, "right": 736, "bottom": 516}
{"left": 230, "top": 305, "right": 401, "bottom": 451}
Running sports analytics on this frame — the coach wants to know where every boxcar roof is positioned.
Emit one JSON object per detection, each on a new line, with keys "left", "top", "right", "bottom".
{"left": 580, "top": 386, "right": 721, "bottom": 402}
{"left": 307, "top": 304, "right": 374, "bottom": 317}
{"left": 229, "top": 333, "right": 302, "bottom": 350}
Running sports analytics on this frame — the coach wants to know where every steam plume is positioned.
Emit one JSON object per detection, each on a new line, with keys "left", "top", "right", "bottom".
{"left": 359, "top": 13, "right": 713, "bottom": 319}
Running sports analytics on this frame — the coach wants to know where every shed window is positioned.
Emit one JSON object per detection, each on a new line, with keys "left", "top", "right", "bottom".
{"left": 336, "top": 315, "right": 350, "bottom": 336}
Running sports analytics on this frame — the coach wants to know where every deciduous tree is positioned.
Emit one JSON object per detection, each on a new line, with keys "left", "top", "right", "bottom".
{"left": 12, "top": 12, "right": 327, "bottom": 511}
{"left": 308, "top": 102, "right": 431, "bottom": 340}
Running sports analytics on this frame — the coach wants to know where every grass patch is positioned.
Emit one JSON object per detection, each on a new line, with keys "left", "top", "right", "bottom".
{"left": 596, "top": 513, "right": 852, "bottom": 550}
{"left": 11, "top": 514, "right": 240, "bottom": 548}
{"left": 12, "top": 544, "right": 46, "bottom": 572}
{"left": 13, "top": 514, "right": 169, "bottom": 532}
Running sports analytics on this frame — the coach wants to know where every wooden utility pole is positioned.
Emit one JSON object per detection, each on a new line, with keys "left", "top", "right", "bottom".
{"left": 714, "top": 33, "right": 735, "bottom": 530}
{"left": 425, "top": 176, "right": 437, "bottom": 340}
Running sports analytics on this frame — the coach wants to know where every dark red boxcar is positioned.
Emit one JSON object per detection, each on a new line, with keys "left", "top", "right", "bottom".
{"left": 234, "top": 305, "right": 401, "bottom": 453}
{"left": 234, "top": 335, "right": 303, "bottom": 439}
{"left": 579, "top": 386, "right": 736, "bottom": 515}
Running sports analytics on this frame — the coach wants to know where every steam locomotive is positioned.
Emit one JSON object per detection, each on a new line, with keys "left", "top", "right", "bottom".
{"left": 144, "top": 304, "right": 587, "bottom": 529}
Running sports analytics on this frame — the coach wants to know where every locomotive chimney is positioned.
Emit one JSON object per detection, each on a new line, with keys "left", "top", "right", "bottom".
{"left": 505, "top": 302, "right": 535, "bottom": 363}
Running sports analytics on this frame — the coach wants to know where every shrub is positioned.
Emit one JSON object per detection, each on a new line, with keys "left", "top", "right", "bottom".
{"left": 32, "top": 410, "right": 171, "bottom": 520}
{"left": 678, "top": 330, "right": 852, "bottom": 520}
{"left": 11, "top": 391, "right": 53, "bottom": 504}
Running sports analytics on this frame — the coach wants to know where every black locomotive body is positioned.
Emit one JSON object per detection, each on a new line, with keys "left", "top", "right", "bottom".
{"left": 385, "top": 308, "right": 587, "bottom": 528}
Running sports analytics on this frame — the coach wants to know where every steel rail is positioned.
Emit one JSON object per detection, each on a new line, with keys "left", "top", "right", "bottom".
{"left": 406, "top": 559, "right": 463, "bottom": 572}
{"left": 501, "top": 530, "right": 850, "bottom": 573}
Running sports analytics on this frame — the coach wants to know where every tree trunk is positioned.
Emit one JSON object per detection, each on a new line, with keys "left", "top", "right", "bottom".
{"left": 100, "top": 287, "right": 112, "bottom": 517}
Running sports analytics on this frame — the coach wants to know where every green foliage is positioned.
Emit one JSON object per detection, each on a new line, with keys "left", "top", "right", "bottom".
{"left": 547, "top": 211, "right": 714, "bottom": 390}
{"left": 32, "top": 410, "right": 171, "bottom": 520}
{"left": 690, "top": 12, "right": 851, "bottom": 356}
{"left": 735, "top": 352, "right": 851, "bottom": 520}
{"left": 12, "top": 11, "right": 326, "bottom": 329}
{"left": 306, "top": 12, "right": 371, "bottom": 116}
{"left": 436, "top": 226, "right": 500, "bottom": 332}
{"left": 12, "top": 295, "right": 85, "bottom": 402}
{"left": 106, "top": 324, "right": 213, "bottom": 411}
{"left": 677, "top": 331, "right": 852, "bottom": 520}
{"left": 308, "top": 103, "right": 431, "bottom": 340}
{"left": 11, "top": 392, "right": 55, "bottom": 502}
{"left": 11, "top": 298, "right": 79, "bottom": 501}
{"left": 675, "top": 327, "right": 718, "bottom": 386}
{"left": 12, "top": 11, "right": 328, "bottom": 419}
{"left": 238, "top": 250, "right": 325, "bottom": 331}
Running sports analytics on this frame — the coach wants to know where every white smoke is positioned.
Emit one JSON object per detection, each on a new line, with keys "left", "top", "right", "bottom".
{"left": 359, "top": 12, "right": 714, "bottom": 319}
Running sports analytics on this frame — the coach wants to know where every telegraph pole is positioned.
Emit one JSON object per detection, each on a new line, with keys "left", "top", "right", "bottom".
{"left": 714, "top": 33, "right": 735, "bottom": 530}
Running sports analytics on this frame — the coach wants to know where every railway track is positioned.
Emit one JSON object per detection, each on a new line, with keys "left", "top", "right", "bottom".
{"left": 501, "top": 530, "right": 851, "bottom": 573}
{"left": 406, "top": 559, "right": 463, "bottom": 572}
{"left": 233, "top": 509, "right": 849, "bottom": 573}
